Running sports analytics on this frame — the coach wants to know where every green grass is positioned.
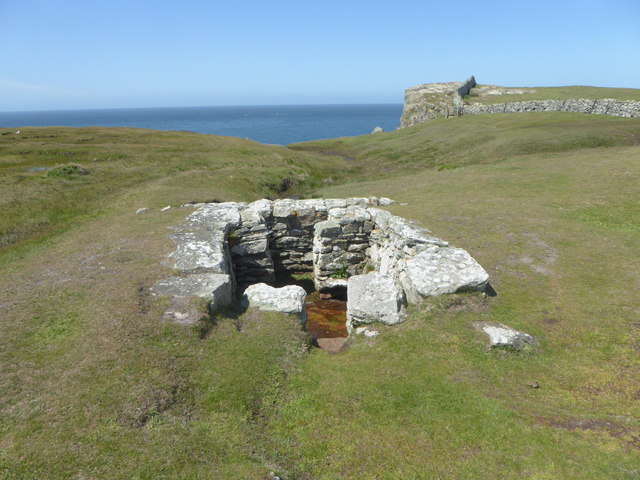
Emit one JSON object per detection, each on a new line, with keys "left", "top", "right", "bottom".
{"left": 0, "top": 127, "right": 346, "bottom": 258}
{"left": 468, "top": 85, "right": 640, "bottom": 105}
{"left": 1, "top": 113, "right": 640, "bottom": 478}
{"left": 290, "top": 112, "right": 640, "bottom": 176}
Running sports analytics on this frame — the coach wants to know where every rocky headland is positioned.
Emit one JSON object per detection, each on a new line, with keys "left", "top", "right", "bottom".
{"left": 401, "top": 76, "right": 640, "bottom": 127}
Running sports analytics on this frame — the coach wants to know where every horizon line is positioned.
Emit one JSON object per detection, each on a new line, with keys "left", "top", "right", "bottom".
{"left": 0, "top": 102, "right": 404, "bottom": 115}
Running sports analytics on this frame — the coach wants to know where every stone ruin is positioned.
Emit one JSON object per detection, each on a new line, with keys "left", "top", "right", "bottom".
{"left": 152, "top": 197, "right": 490, "bottom": 333}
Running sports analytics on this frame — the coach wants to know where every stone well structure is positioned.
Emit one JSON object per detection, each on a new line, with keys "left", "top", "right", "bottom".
{"left": 153, "top": 197, "right": 489, "bottom": 330}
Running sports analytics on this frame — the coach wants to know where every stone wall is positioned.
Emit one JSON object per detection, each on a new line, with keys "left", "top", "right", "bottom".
{"left": 162, "top": 198, "right": 490, "bottom": 316}
{"left": 462, "top": 98, "right": 640, "bottom": 118}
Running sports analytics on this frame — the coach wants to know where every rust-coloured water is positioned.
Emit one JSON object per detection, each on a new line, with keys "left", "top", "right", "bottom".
{"left": 305, "top": 292, "right": 348, "bottom": 339}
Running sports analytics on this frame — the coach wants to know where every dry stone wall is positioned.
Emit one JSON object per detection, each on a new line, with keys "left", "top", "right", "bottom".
{"left": 153, "top": 198, "right": 490, "bottom": 329}
{"left": 462, "top": 98, "right": 640, "bottom": 117}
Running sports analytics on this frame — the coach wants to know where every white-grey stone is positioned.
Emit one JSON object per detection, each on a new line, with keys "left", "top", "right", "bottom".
{"left": 185, "top": 202, "right": 243, "bottom": 230}
{"left": 242, "top": 283, "right": 307, "bottom": 323}
{"left": 314, "top": 220, "right": 340, "bottom": 237}
{"left": 325, "top": 198, "right": 347, "bottom": 209}
{"left": 355, "top": 327, "right": 380, "bottom": 337}
{"left": 135, "top": 208, "right": 148, "bottom": 215}
{"left": 169, "top": 230, "right": 229, "bottom": 274}
{"left": 347, "top": 273, "right": 407, "bottom": 327}
{"left": 231, "top": 238, "right": 268, "bottom": 256}
{"left": 160, "top": 205, "right": 171, "bottom": 212}
{"left": 400, "top": 246, "right": 489, "bottom": 302}
{"left": 372, "top": 126, "right": 384, "bottom": 133}
{"left": 474, "top": 322, "right": 537, "bottom": 350}
{"left": 151, "top": 273, "right": 233, "bottom": 310}
{"left": 378, "top": 197, "right": 396, "bottom": 206}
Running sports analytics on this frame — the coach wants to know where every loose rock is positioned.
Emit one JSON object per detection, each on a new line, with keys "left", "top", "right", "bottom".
{"left": 474, "top": 322, "right": 537, "bottom": 350}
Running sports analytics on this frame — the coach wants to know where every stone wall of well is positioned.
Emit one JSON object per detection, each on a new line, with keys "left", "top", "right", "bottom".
{"left": 166, "top": 198, "right": 490, "bottom": 315}
{"left": 230, "top": 198, "right": 376, "bottom": 290}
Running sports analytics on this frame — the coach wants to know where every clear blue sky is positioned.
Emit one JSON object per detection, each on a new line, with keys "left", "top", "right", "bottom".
{"left": 1, "top": 0, "right": 639, "bottom": 111}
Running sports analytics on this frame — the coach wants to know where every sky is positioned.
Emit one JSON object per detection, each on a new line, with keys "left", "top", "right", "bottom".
{"left": 1, "top": 0, "right": 639, "bottom": 111}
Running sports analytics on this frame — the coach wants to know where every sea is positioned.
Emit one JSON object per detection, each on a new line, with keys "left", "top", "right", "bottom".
{"left": 0, "top": 104, "right": 403, "bottom": 146}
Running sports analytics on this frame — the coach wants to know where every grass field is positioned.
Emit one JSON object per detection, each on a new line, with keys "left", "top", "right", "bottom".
{"left": 1, "top": 112, "right": 639, "bottom": 479}
{"left": 466, "top": 85, "right": 640, "bottom": 105}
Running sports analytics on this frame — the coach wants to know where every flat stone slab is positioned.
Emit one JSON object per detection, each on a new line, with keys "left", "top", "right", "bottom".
{"left": 242, "top": 283, "right": 307, "bottom": 322}
{"left": 347, "top": 272, "right": 407, "bottom": 327}
{"left": 474, "top": 322, "right": 537, "bottom": 350}
{"left": 151, "top": 273, "right": 233, "bottom": 311}
{"left": 316, "top": 337, "right": 348, "bottom": 354}
{"left": 169, "top": 230, "right": 229, "bottom": 274}
{"left": 400, "top": 246, "right": 489, "bottom": 302}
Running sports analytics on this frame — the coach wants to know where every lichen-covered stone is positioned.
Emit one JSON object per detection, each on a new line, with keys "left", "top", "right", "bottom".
{"left": 347, "top": 273, "right": 407, "bottom": 327}
{"left": 474, "top": 322, "right": 537, "bottom": 350}
{"left": 242, "top": 283, "right": 307, "bottom": 323}
{"left": 152, "top": 273, "right": 233, "bottom": 310}
{"left": 400, "top": 246, "right": 489, "bottom": 302}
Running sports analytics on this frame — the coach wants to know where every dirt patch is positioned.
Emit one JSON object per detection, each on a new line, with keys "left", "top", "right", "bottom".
{"left": 498, "top": 232, "right": 559, "bottom": 277}
{"left": 119, "top": 384, "right": 181, "bottom": 428}
{"left": 443, "top": 293, "right": 490, "bottom": 314}
{"left": 537, "top": 416, "right": 640, "bottom": 450}
{"left": 136, "top": 285, "right": 152, "bottom": 314}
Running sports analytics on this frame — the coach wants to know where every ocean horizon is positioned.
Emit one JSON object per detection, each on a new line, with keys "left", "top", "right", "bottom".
{"left": 0, "top": 104, "right": 404, "bottom": 146}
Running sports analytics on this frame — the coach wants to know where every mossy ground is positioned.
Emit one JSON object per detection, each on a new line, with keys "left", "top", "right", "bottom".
{"left": 1, "top": 113, "right": 639, "bottom": 479}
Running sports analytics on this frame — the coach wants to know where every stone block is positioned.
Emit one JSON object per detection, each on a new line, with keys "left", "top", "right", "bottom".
{"left": 400, "top": 246, "right": 489, "bottom": 302}
{"left": 346, "top": 273, "right": 407, "bottom": 327}
{"left": 231, "top": 238, "right": 268, "bottom": 256}
{"left": 242, "top": 283, "right": 307, "bottom": 323}
{"left": 314, "top": 220, "right": 341, "bottom": 237}
{"left": 152, "top": 273, "right": 233, "bottom": 312}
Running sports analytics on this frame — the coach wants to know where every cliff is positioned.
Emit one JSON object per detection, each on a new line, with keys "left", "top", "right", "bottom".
{"left": 400, "top": 76, "right": 475, "bottom": 127}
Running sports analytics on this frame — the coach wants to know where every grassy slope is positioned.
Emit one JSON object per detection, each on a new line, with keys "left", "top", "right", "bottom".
{"left": 0, "top": 128, "right": 343, "bottom": 478}
{"left": 467, "top": 85, "right": 640, "bottom": 105}
{"left": 291, "top": 112, "right": 640, "bottom": 175}
{"left": 0, "top": 127, "right": 345, "bottom": 259}
{"left": 1, "top": 114, "right": 640, "bottom": 479}
{"left": 271, "top": 144, "right": 640, "bottom": 478}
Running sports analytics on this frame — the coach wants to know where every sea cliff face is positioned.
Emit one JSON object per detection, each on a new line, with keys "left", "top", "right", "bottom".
{"left": 400, "top": 77, "right": 640, "bottom": 127}
{"left": 400, "top": 76, "right": 476, "bottom": 127}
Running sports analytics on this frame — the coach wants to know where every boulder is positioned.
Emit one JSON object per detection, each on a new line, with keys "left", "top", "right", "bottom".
{"left": 347, "top": 273, "right": 407, "bottom": 327}
{"left": 474, "top": 322, "right": 537, "bottom": 350}
{"left": 400, "top": 246, "right": 489, "bottom": 303}
{"left": 242, "top": 283, "right": 307, "bottom": 323}
{"left": 372, "top": 126, "right": 384, "bottom": 133}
